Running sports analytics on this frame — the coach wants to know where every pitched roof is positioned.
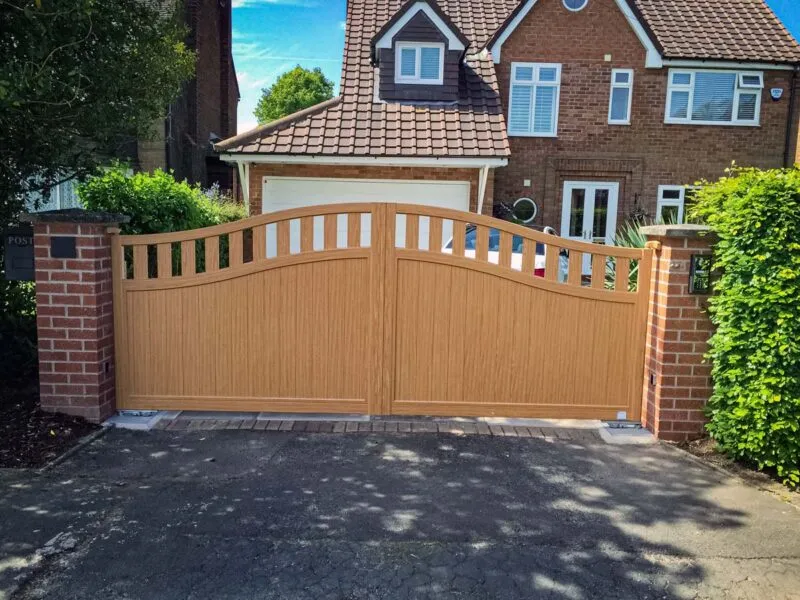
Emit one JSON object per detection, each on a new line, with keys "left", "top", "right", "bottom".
{"left": 370, "top": 0, "right": 471, "bottom": 56}
{"left": 217, "top": 0, "right": 800, "bottom": 157}
{"left": 217, "top": 0, "right": 517, "bottom": 158}
{"left": 632, "top": 0, "right": 800, "bottom": 63}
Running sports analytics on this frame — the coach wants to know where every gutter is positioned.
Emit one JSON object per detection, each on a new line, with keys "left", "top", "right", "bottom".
{"left": 784, "top": 65, "right": 800, "bottom": 168}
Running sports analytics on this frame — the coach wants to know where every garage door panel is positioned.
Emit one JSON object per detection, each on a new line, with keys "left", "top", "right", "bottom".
{"left": 264, "top": 178, "right": 469, "bottom": 255}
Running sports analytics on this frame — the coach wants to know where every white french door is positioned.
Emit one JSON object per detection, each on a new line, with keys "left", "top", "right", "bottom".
{"left": 560, "top": 181, "right": 620, "bottom": 273}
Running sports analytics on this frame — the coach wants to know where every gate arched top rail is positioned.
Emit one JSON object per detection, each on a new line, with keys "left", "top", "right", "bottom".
{"left": 394, "top": 203, "right": 644, "bottom": 260}
{"left": 112, "top": 202, "right": 651, "bottom": 294}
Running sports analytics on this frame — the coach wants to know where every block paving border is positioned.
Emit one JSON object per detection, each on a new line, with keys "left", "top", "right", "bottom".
{"left": 153, "top": 416, "right": 601, "bottom": 441}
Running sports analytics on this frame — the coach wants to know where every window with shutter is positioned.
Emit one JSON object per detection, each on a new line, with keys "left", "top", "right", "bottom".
{"left": 508, "top": 63, "right": 561, "bottom": 137}
{"left": 665, "top": 69, "right": 763, "bottom": 126}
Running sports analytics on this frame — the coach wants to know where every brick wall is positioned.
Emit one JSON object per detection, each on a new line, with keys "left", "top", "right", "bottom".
{"left": 494, "top": 0, "right": 795, "bottom": 229}
{"left": 642, "top": 228, "right": 715, "bottom": 441}
{"left": 33, "top": 222, "right": 117, "bottom": 423}
{"left": 247, "top": 163, "right": 492, "bottom": 215}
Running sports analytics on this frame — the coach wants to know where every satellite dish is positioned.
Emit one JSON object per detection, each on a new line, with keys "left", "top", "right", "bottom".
{"left": 512, "top": 197, "right": 537, "bottom": 224}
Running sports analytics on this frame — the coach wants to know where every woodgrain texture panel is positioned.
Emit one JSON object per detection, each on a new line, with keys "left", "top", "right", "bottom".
{"left": 113, "top": 203, "right": 651, "bottom": 421}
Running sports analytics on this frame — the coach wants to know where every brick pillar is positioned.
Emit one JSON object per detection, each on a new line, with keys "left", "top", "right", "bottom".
{"left": 22, "top": 209, "right": 129, "bottom": 423}
{"left": 640, "top": 225, "right": 716, "bottom": 441}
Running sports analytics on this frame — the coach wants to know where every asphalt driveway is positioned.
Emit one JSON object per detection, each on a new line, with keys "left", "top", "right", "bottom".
{"left": 1, "top": 428, "right": 799, "bottom": 599}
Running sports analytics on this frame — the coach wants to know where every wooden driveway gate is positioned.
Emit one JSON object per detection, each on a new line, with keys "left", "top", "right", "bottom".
{"left": 112, "top": 203, "right": 653, "bottom": 421}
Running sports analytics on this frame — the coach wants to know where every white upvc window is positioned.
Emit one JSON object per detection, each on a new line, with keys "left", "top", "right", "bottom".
{"left": 608, "top": 69, "right": 634, "bottom": 125}
{"left": 665, "top": 69, "right": 763, "bottom": 126}
{"left": 656, "top": 185, "right": 700, "bottom": 223}
{"left": 508, "top": 62, "right": 561, "bottom": 137}
{"left": 394, "top": 42, "right": 444, "bottom": 85}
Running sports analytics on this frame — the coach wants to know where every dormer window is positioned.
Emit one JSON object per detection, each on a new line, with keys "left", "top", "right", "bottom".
{"left": 395, "top": 42, "right": 444, "bottom": 85}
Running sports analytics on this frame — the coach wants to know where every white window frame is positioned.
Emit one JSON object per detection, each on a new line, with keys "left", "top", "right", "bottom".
{"left": 507, "top": 62, "right": 562, "bottom": 138}
{"left": 394, "top": 42, "right": 445, "bottom": 85}
{"left": 656, "top": 185, "right": 702, "bottom": 223}
{"left": 664, "top": 68, "right": 763, "bottom": 126}
{"left": 608, "top": 68, "right": 634, "bottom": 125}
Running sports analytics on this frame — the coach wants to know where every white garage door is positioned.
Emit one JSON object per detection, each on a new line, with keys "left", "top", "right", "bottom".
{"left": 262, "top": 177, "right": 471, "bottom": 254}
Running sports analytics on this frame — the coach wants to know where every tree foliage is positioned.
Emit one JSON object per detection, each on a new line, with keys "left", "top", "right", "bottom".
{"left": 254, "top": 66, "right": 334, "bottom": 124}
{"left": 78, "top": 167, "right": 245, "bottom": 235}
{"left": 0, "top": 0, "right": 195, "bottom": 223}
{"left": 690, "top": 167, "right": 800, "bottom": 487}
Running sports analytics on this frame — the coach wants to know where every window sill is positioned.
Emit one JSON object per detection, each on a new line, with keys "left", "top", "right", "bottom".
{"left": 664, "top": 119, "right": 760, "bottom": 127}
{"left": 395, "top": 78, "right": 444, "bottom": 86}
{"left": 608, "top": 120, "right": 631, "bottom": 126}
{"left": 508, "top": 132, "right": 558, "bottom": 138}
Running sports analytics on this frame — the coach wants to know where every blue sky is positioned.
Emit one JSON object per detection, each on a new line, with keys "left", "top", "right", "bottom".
{"left": 233, "top": 0, "right": 800, "bottom": 133}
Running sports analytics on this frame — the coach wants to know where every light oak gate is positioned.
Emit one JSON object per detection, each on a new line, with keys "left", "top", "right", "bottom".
{"left": 112, "top": 203, "right": 653, "bottom": 421}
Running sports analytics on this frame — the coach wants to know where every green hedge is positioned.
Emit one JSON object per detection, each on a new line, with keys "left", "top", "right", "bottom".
{"left": 78, "top": 167, "right": 245, "bottom": 235}
{"left": 690, "top": 167, "right": 800, "bottom": 487}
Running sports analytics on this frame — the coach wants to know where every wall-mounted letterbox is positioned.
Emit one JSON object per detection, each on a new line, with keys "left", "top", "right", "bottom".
{"left": 3, "top": 226, "right": 35, "bottom": 281}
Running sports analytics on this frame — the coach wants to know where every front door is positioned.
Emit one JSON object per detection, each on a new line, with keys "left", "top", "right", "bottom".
{"left": 560, "top": 181, "right": 619, "bottom": 273}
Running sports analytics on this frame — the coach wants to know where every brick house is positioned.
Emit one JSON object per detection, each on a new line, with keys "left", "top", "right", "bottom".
{"left": 31, "top": 0, "right": 239, "bottom": 212}
{"left": 138, "top": 0, "right": 240, "bottom": 194}
{"left": 216, "top": 0, "right": 800, "bottom": 244}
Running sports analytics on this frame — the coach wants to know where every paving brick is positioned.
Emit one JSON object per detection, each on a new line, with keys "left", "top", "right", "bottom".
{"left": 278, "top": 421, "right": 294, "bottom": 432}
{"left": 253, "top": 420, "right": 268, "bottom": 431}
{"left": 345, "top": 422, "right": 360, "bottom": 433}
{"left": 333, "top": 422, "right": 347, "bottom": 433}
{"left": 488, "top": 425, "right": 504, "bottom": 436}
{"left": 397, "top": 422, "right": 412, "bottom": 433}
{"left": 266, "top": 420, "right": 281, "bottom": 431}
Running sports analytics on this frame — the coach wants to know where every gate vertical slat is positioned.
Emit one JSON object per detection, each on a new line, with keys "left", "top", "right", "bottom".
{"left": 428, "top": 217, "right": 442, "bottom": 253}
{"left": 545, "top": 245, "right": 560, "bottom": 281}
{"left": 205, "top": 236, "right": 220, "bottom": 272}
{"left": 451, "top": 220, "right": 466, "bottom": 257}
{"left": 498, "top": 232, "right": 512, "bottom": 268}
{"left": 277, "top": 221, "right": 290, "bottom": 256}
{"left": 347, "top": 213, "right": 361, "bottom": 248}
{"left": 253, "top": 225, "right": 266, "bottom": 261}
{"left": 591, "top": 254, "right": 605, "bottom": 289}
{"left": 230, "top": 231, "right": 243, "bottom": 267}
{"left": 133, "top": 245, "right": 148, "bottom": 280}
{"left": 324, "top": 214, "right": 337, "bottom": 249}
{"left": 157, "top": 243, "right": 172, "bottom": 279}
{"left": 476, "top": 226, "right": 489, "bottom": 262}
{"left": 615, "top": 258, "right": 630, "bottom": 292}
{"left": 300, "top": 217, "right": 313, "bottom": 253}
{"left": 406, "top": 214, "right": 418, "bottom": 250}
{"left": 568, "top": 251, "right": 582, "bottom": 286}
{"left": 181, "top": 240, "right": 195, "bottom": 277}
{"left": 521, "top": 239, "right": 535, "bottom": 273}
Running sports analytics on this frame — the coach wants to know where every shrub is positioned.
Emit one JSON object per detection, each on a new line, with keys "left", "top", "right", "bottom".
{"left": 690, "top": 167, "right": 800, "bottom": 487}
{"left": 0, "top": 280, "right": 38, "bottom": 391}
{"left": 78, "top": 166, "right": 245, "bottom": 235}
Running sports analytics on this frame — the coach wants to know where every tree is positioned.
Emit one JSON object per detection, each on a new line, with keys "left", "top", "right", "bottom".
{"left": 254, "top": 66, "right": 334, "bottom": 124}
{"left": 0, "top": 0, "right": 195, "bottom": 221}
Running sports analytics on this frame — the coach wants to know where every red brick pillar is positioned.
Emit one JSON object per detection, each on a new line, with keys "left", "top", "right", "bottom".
{"left": 640, "top": 225, "right": 716, "bottom": 441}
{"left": 22, "top": 210, "right": 129, "bottom": 423}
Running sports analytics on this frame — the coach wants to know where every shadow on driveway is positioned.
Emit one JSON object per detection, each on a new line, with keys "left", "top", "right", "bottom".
{"left": 2, "top": 430, "right": 799, "bottom": 599}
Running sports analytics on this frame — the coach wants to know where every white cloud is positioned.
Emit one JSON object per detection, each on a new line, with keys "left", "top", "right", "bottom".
{"left": 231, "top": 0, "right": 318, "bottom": 8}
{"left": 233, "top": 40, "right": 340, "bottom": 63}
{"left": 339, "top": 20, "right": 346, "bottom": 31}
{"left": 238, "top": 118, "right": 259, "bottom": 134}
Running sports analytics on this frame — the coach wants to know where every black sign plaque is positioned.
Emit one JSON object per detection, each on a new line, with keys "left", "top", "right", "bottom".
{"left": 3, "top": 226, "right": 35, "bottom": 281}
